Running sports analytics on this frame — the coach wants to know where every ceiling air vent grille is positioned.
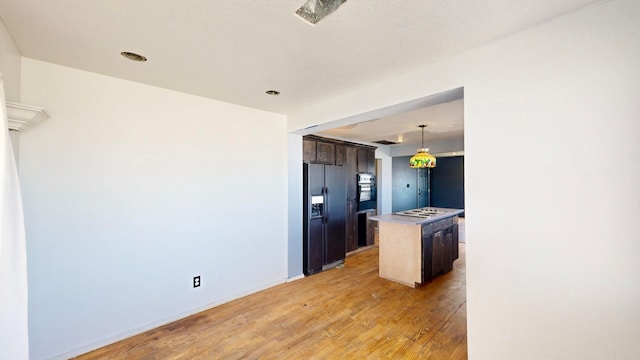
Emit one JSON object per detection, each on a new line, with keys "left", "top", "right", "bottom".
{"left": 296, "top": 0, "right": 347, "bottom": 24}
{"left": 373, "top": 140, "right": 397, "bottom": 145}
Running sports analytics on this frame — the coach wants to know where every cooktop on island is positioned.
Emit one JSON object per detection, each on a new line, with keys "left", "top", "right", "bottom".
{"left": 394, "top": 207, "right": 446, "bottom": 218}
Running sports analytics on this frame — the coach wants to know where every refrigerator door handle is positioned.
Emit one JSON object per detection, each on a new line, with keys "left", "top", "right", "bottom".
{"left": 323, "top": 187, "right": 329, "bottom": 224}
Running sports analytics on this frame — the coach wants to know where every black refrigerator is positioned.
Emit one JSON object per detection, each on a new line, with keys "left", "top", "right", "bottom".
{"left": 303, "top": 163, "right": 346, "bottom": 275}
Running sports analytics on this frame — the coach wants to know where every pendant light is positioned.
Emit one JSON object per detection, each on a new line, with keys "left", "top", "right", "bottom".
{"left": 409, "top": 125, "right": 436, "bottom": 168}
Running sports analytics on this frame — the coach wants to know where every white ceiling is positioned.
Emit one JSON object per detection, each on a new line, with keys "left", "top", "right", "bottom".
{"left": 0, "top": 0, "right": 600, "bottom": 119}
{"left": 319, "top": 98, "right": 464, "bottom": 147}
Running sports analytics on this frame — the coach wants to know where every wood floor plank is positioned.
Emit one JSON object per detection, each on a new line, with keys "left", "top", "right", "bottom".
{"left": 75, "top": 244, "right": 467, "bottom": 359}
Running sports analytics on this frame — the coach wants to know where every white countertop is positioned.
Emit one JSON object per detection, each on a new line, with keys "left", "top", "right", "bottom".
{"left": 370, "top": 207, "right": 464, "bottom": 225}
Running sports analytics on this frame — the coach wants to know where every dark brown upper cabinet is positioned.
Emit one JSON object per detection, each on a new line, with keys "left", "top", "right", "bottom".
{"left": 357, "top": 148, "right": 375, "bottom": 173}
{"left": 304, "top": 136, "right": 375, "bottom": 170}
{"left": 315, "top": 142, "right": 335, "bottom": 164}
{"left": 335, "top": 145, "right": 347, "bottom": 166}
{"left": 303, "top": 139, "right": 317, "bottom": 163}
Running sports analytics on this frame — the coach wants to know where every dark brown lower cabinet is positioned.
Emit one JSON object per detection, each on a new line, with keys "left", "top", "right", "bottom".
{"left": 422, "top": 217, "right": 459, "bottom": 282}
{"left": 345, "top": 200, "right": 358, "bottom": 252}
{"left": 421, "top": 233, "right": 433, "bottom": 283}
{"left": 431, "top": 231, "right": 446, "bottom": 276}
{"left": 349, "top": 209, "right": 377, "bottom": 251}
{"left": 442, "top": 229, "right": 454, "bottom": 273}
{"left": 451, "top": 223, "right": 459, "bottom": 260}
{"left": 366, "top": 210, "right": 377, "bottom": 246}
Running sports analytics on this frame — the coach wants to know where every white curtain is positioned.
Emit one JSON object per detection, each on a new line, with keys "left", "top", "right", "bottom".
{"left": 0, "top": 78, "right": 29, "bottom": 358}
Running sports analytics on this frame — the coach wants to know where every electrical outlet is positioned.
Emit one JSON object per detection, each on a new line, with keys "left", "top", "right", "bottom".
{"left": 193, "top": 276, "right": 201, "bottom": 288}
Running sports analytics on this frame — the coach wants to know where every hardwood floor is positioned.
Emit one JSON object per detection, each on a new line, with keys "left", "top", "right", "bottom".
{"left": 76, "top": 244, "right": 467, "bottom": 359}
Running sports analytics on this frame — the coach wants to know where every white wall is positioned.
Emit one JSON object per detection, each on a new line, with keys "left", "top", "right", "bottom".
{"left": 19, "top": 58, "right": 288, "bottom": 359}
{"left": 464, "top": 2, "right": 639, "bottom": 358}
{"left": 0, "top": 19, "right": 29, "bottom": 360}
{"left": 374, "top": 146, "right": 392, "bottom": 215}
{"left": 0, "top": 18, "right": 21, "bottom": 102}
{"left": 0, "top": 18, "right": 23, "bottom": 158}
{"left": 8, "top": 129, "right": 19, "bottom": 162}
{"left": 1, "top": 80, "right": 29, "bottom": 360}
{"left": 288, "top": 0, "right": 640, "bottom": 358}
{"left": 287, "top": 133, "right": 303, "bottom": 278}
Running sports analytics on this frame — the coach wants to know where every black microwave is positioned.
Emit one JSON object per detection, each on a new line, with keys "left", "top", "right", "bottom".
{"left": 357, "top": 173, "right": 376, "bottom": 211}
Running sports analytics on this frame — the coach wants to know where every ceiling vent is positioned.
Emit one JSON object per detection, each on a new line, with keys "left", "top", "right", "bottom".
{"left": 373, "top": 140, "right": 397, "bottom": 145}
{"left": 295, "top": 0, "right": 347, "bottom": 24}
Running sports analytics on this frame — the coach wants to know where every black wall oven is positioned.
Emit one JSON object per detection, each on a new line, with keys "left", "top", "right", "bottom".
{"left": 357, "top": 173, "right": 377, "bottom": 211}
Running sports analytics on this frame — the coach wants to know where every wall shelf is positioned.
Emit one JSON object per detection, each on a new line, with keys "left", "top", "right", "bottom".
{"left": 6, "top": 101, "right": 49, "bottom": 131}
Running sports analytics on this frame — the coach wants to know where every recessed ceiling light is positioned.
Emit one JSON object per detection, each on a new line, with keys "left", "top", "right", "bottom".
{"left": 266, "top": 90, "right": 280, "bottom": 96}
{"left": 120, "top": 51, "right": 147, "bottom": 62}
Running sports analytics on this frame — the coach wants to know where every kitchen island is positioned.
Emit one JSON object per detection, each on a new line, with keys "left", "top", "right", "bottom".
{"left": 370, "top": 207, "right": 464, "bottom": 288}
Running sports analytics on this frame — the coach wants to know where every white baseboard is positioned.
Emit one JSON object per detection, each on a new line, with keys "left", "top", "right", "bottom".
{"left": 286, "top": 274, "right": 305, "bottom": 282}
